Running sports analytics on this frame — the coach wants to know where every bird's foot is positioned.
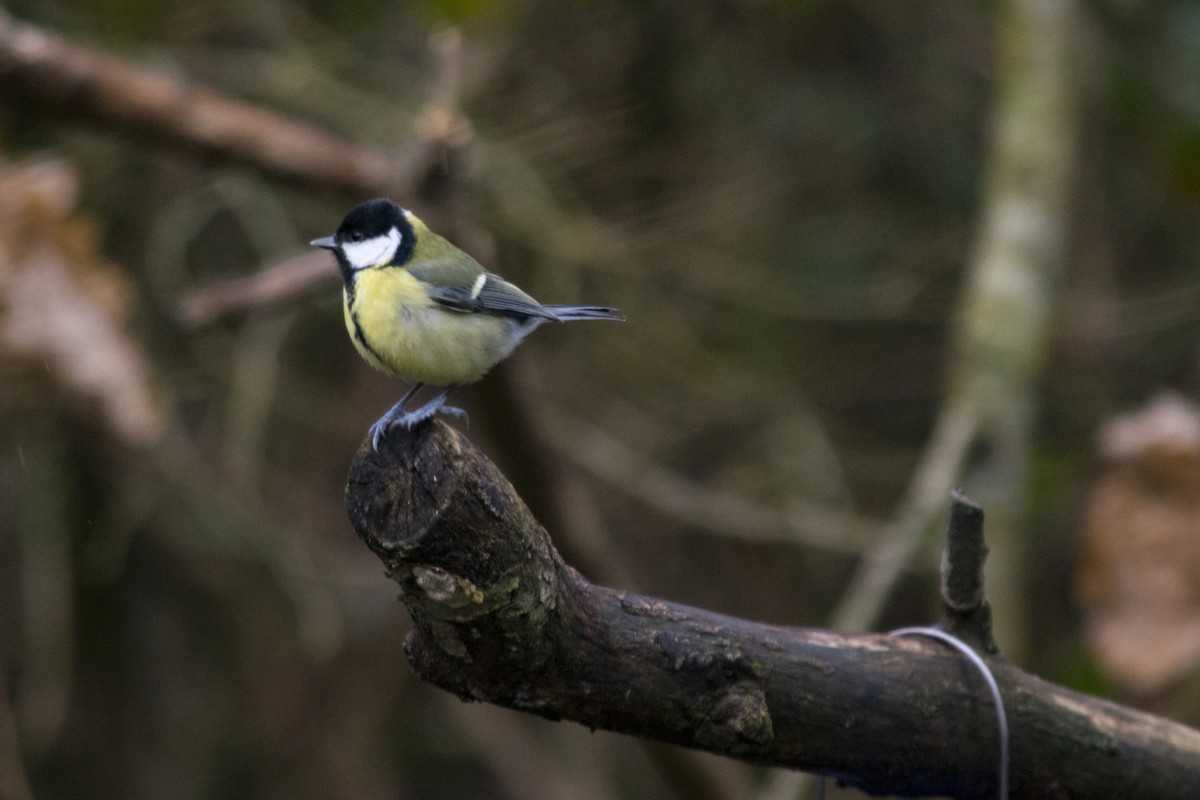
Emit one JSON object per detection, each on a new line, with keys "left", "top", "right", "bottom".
{"left": 369, "top": 393, "right": 467, "bottom": 451}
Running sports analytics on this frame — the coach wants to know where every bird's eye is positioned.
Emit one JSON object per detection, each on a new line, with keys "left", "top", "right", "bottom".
{"left": 348, "top": 231, "right": 365, "bottom": 243}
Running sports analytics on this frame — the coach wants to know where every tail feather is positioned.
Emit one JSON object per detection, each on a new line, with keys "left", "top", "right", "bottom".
{"left": 542, "top": 304, "right": 625, "bottom": 322}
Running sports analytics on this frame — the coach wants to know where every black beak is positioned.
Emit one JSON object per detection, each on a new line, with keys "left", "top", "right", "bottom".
{"left": 310, "top": 235, "right": 337, "bottom": 250}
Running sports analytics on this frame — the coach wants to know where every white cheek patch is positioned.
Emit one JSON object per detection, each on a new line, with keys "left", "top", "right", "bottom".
{"left": 341, "top": 226, "right": 402, "bottom": 271}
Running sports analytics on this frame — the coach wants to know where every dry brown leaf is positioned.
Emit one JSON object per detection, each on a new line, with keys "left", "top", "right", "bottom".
{"left": 0, "top": 156, "right": 162, "bottom": 445}
{"left": 1078, "top": 392, "right": 1200, "bottom": 694}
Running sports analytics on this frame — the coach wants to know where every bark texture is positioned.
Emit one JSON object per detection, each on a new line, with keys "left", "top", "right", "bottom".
{"left": 346, "top": 422, "right": 1200, "bottom": 800}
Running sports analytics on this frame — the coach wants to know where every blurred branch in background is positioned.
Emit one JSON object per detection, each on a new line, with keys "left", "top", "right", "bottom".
{"left": 0, "top": 8, "right": 436, "bottom": 197}
{"left": 543, "top": 411, "right": 876, "bottom": 556}
{"left": 176, "top": 250, "right": 332, "bottom": 326}
{"left": 0, "top": 9, "right": 471, "bottom": 326}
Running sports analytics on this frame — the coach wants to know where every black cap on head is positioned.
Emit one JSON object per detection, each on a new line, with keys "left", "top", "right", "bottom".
{"left": 335, "top": 199, "right": 404, "bottom": 244}
{"left": 318, "top": 198, "right": 416, "bottom": 268}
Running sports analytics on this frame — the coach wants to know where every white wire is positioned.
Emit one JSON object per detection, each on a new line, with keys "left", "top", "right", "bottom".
{"left": 888, "top": 626, "right": 1009, "bottom": 800}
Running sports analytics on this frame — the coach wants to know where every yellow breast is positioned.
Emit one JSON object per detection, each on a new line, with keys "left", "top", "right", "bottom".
{"left": 343, "top": 267, "right": 515, "bottom": 386}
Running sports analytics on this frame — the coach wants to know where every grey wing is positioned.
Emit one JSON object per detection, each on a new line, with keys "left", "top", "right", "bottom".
{"left": 427, "top": 274, "right": 559, "bottom": 320}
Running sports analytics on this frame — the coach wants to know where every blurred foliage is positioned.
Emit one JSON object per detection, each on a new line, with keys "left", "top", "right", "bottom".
{"left": 3, "top": 0, "right": 1200, "bottom": 798}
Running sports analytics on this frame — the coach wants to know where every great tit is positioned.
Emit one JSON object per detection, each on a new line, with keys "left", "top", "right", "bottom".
{"left": 312, "top": 199, "right": 623, "bottom": 450}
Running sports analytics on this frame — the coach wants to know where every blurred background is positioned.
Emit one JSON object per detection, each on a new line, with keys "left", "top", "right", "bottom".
{"left": 2, "top": 0, "right": 1200, "bottom": 798}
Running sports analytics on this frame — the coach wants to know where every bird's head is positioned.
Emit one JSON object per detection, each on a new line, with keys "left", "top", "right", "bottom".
{"left": 311, "top": 199, "right": 416, "bottom": 273}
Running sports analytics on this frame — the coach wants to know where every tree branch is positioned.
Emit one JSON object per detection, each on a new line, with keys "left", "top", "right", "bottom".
{"left": 937, "top": 491, "right": 997, "bottom": 653}
{"left": 346, "top": 422, "right": 1200, "bottom": 800}
{"left": 0, "top": 9, "right": 440, "bottom": 197}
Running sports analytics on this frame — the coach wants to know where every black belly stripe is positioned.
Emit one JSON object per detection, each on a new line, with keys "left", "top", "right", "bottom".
{"left": 349, "top": 307, "right": 388, "bottom": 367}
{"left": 345, "top": 276, "right": 389, "bottom": 366}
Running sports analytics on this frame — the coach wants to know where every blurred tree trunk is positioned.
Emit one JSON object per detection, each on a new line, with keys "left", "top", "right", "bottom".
{"left": 952, "top": 0, "right": 1085, "bottom": 660}
{"left": 828, "top": 0, "right": 1085, "bottom": 660}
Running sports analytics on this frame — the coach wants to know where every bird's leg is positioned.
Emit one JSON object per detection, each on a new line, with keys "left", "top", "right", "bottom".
{"left": 401, "top": 384, "right": 466, "bottom": 426}
{"left": 369, "top": 384, "right": 466, "bottom": 450}
{"left": 369, "top": 382, "right": 423, "bottom": 451}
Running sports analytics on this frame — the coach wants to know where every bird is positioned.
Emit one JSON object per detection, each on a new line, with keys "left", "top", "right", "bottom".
{"left": 312, "top": 199, "right": 623, "bottom": 450}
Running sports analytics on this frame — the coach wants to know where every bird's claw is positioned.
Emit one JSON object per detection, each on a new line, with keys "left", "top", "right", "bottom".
{"left": 369, "top": 402, "right": 468, "bottom": 451}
